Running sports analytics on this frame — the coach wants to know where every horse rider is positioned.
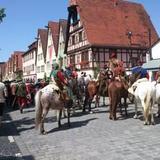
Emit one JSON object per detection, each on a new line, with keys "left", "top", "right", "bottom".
{"left": 0, "top": 81, "right": 8, "bottom": 127}
{"left": 108, "top": 52, "right": 125, "bottom": 81}
{"left": 72, "top": 67, "right": 78, "bottom": 79}
{"left": 64, "top": 64, "right": 78, "bottom": 99}
{"left": 131, "top": 65, "right": 149, "bottom": 81}
{"left": 64, "top": 64, "right": 73, "bottom": 79}
{"left": 50, "top": 62, "right": 68, "bottom": 91}
{"left": 101, "top": 64, "right": 113, "bottom": 80}
{"left": 108, "top": 52, "right": 120, "bottom": 73}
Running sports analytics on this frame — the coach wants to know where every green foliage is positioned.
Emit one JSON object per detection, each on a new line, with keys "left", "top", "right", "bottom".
{"left": 0, "top": 8, "right": 6, "bottom": 23}
{"left": 93, "top": 63, "right": 100, "bottom": 79}
{"left": 44, "top": 72, "right": 47, "bottom": 81}
{"left": 16, "top": 70, "right": 23, "bottom": 81}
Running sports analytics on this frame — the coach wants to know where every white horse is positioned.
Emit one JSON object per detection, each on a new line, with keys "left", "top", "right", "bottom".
{"left": 154, "top": 82, "right": 160, "bottom": 117}
{"left": 35, "top": 84, "right": 73, "bottom": 134}
{"left": 128, "top": 78, "right": 156, "bottom": 125}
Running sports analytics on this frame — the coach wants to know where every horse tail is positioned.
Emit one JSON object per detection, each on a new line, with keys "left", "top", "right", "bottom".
{"left": 35, "top": 90, "right": 42, "bottom": 129}
{"left": 143, "top": 90, "right": 154, "bottom": 121}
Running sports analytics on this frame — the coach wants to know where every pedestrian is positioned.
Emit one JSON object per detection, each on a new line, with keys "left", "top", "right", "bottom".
{"left": 16, "top": 80, "right": 27, "bottom": 113}
{"left": 0, "top": 81, "right": 8, "bottom": 127}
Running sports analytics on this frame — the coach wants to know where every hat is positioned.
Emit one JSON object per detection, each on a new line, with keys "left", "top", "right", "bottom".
{"left": 68, "top": 64, "right": 73, "bottom": 68}
{"left": 52, "top": 63, "right": 59, "bottom": 69}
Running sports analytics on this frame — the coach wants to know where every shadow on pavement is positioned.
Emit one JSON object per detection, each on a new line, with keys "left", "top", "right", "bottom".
{"left": 0, "top": 155, "right": 35, "bottom": 160}
{"left": 47, "top": 117, "right": 98, "bottom": 134}
{"left": 12, "top": 117, "right": 35, "bottom": 133}
{"left": 0, "top": 113, "right": 19, "bottom": 136}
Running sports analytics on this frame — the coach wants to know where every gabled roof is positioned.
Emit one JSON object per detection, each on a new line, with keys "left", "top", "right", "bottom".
{"left": 38, "top": 29, "right": 48, "bottom": 60}
{"left": 48, "top": 21, "right": 59, "bottom": 56}
{"left": 23, "top": 41, "right": 37, "bottom": 56}
{"left": 73, "top": 0, "right": 159, "bottom": 48}
{"left": 14, "top": 51, "right": 24, "bottom": 55}
{"left": 150, "top": 38, "right": 160, "bottom": 49}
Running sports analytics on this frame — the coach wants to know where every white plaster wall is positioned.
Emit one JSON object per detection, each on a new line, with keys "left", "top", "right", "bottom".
{"left": 57, "top": 26, "right": 67, "bottom": 67}
{"left": 23, "top": 50, "right": 36, "bottom": 76}
{"left": 36, "top": 37, "right": 45, "bottom": 79}
{"left": 152, "top": 41, "right": 160, "bottom": 59}
{"left": 45, "top": 29, "right": 57, "bottom": 77}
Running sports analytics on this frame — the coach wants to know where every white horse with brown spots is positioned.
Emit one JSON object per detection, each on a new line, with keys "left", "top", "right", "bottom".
{"left": 35, "top": 84, "right": 73, "bottom": 134}
{"left": 128, "top": 78, "right": 156, "bottom": 125}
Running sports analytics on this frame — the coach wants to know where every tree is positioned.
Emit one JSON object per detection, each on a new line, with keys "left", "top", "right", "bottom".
{"left": 0, "top": 8, "right": 6, "bottom": 23}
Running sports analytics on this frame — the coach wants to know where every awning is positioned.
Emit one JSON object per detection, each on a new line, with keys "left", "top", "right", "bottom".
{"left": 142, "top": 59, "right": 160, "bottom": 71}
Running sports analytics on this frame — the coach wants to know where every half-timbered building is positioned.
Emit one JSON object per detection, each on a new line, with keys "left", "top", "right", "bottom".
{"left": 36, "top": 29, "right": 48, "bottom": 80}
{"left": 22, "top": 41, "right": 37, "bottom": 81}
{"left": 65, "top": 0, "right": 159, "bottom": 77}
{"left": 45, "top": 21, "right": 59, "bottom": 78}
{"left": 57, "top": 19, "right": 68, "bottom": 68}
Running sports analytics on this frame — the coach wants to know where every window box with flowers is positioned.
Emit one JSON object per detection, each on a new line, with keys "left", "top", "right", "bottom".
{"left": 79, "top": 61, "right": 89, "bottom": 69}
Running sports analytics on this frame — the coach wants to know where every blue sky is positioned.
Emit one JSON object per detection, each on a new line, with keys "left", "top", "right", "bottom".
{"left": 0, "top": 0, "right": 159, "bottom": 62}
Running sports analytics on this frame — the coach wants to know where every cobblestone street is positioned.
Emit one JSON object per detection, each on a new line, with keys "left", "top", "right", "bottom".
{"left": 1, "top": 98, "right": 160, "bottom": 160}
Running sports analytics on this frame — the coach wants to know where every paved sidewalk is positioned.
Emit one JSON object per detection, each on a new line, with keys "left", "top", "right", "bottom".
{"left": 0, "top": 109, "right": 28, "bottom": 160}
{"left": 7, "top": 99, "right": 160, "bottom": 160}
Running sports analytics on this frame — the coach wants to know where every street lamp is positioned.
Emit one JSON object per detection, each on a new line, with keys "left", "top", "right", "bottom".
{"left": 127, "top": 31, "right": 132, "bottom": 45}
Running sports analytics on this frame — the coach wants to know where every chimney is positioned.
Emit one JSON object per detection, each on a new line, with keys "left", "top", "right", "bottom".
{"left": 69, "top": 0, "right": 77, "bottom": 6}
{"left": 112, "top": 0, "right": 119, "bottom": 7}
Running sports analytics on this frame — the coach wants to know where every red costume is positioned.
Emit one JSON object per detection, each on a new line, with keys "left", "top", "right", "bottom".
{"left": 57, "top": 70, "right": 68, "bottom": 85}
{"left": 72, "top": 70, "right": 78, "bottom": 78}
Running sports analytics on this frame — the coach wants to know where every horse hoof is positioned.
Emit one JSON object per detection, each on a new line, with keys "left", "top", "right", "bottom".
{"left": 109, "top": 116, "right": 112, "bottom": 120}
{"left": 20, "top": 109, "right": 23, "bottom": 114}
{"left": 133, "top": 115, "right": 138, "bottom": 119}
{"left": 40, "top": 131, "right": 47, "bottom": 135}
{"left": 151, "top": 121, "right": 155, "bottom": 125}
{"left": 156, "top": 113, "right": 160, "bottom": 118}
{"left": 144, "top": 122, "right": 149, "bottom": 125}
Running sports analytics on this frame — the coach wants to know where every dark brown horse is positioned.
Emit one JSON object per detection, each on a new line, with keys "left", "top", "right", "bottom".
{"left": 83, "top": 79, "right": 109, "bottom": 112}
{"left": 83, "top": 81, "right": 98, "bottom": 112}
{"left": 108, "top": 78, "right": 128, "bottom": 120}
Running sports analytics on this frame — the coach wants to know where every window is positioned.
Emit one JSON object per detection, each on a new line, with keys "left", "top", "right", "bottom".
{"left": 81, "top": 51, "right": 89, "bottom": 69}
{"left": 72, "top": 35, "right": 75, "bottom": 45}
{"left": 41, "top": 65, "right": 44, "bottom": 72}
{"left": 32, "top": 64, "right": 34, "bottom": 71}
{"left": 75, "top": 34, "right": 78, "bottom": 43}
{"left": 70, "top": 55, "right": 75, "bottom": 65}
{"left": 130, "top": 57, "right": 139, "bottom": 67}
{"left": 79, "top": 31, "right": 82, "bottom": 42}
{"left": 37, "top": 66, "right": 40, "bottom": 73}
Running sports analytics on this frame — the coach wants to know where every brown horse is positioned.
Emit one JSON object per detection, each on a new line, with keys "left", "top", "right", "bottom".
{"left": 35, "top": 84, "right": 73, "bottom": 134}
{"left": 108, "top": 78, "right": 128, "bottom": 120}
{"left": 83, "top": 79, "right": 109, "bottom": 112}
{"left": 83, "top": 81, "right": 98, "bottom": 112}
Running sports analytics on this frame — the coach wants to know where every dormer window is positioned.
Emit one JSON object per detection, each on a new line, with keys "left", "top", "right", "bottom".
{"left": 68, "top": 5, "right": 78, "bottom": 25}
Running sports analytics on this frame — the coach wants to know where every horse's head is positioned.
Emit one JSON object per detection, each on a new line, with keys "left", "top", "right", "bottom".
{"left": 128, "top": 72, "right": 141, "bottom": 87}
